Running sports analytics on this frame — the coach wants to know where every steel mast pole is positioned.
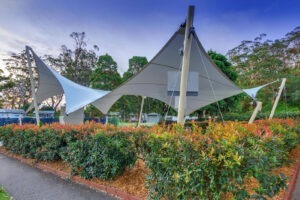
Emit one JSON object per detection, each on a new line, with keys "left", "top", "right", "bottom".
{"left": 26, "top": 46, "right": 40, "bottom": 125}
{"left": 177, "top": 6, "right": 195, "bottom": 125}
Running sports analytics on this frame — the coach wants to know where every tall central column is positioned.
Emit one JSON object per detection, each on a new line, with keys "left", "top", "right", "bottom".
{"left": 177, "top": 6, "right": 195, "bottom": 125}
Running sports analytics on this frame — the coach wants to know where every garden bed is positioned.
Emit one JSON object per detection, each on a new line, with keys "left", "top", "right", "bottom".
{"left": 0, "top": 119, "right": 299, "bottom": 199}
{"left": 0, "top": 144, "right": 300, "bottom": 199}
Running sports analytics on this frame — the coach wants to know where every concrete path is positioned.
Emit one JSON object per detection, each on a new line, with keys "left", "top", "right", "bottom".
{"left": 0, "top": 153, "right": 116, "bottom": 200}
{"left": 291, "top": 170, "right": 300, "bottom": 200}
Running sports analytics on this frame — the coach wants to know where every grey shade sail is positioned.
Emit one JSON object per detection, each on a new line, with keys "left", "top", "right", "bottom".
{"left": 28, "top": 48, "right": 110, "bottom": 114}
{"left": 92, "top": 26, "right": 243, "bottom": 115}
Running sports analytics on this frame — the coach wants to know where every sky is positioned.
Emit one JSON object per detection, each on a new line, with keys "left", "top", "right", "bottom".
{"left": 0, "top": 0, "right": 299, "bottom": 75}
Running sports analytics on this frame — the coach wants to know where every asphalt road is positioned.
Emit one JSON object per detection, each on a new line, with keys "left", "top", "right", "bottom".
{"left": 0, "top": 153, "right": 116, "bottom": 200}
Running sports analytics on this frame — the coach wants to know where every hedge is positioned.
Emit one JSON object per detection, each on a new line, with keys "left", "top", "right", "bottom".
{"left": 62, "top": 132, "right": 136, "bottom": 180}
{"left": 0, "top": 119, "right": 299, "bottom": 199}
{"left": 222, "top": 111, "right": 300, "bottom": 121}
{"left": 0, "top": 123, "right": 137, "bottom": 180}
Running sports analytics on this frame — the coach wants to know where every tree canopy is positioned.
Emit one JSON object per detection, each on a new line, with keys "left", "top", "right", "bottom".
{"left": 1, "top": 51, "right": 35, "bottom": 109}
{"left": 227, "top": 27, "right": 300, "bottom": 112}
{"left": 90, "top": 54, "right": 122, "bottom": 91}
{"left": 227, "top": 27, "right": 300, "bottom": 87}
{"left": 47, "top": 32, "right": 99, "bottom": 86}
{"left": 122, "top": 56, "right": 148, "bottom": 82}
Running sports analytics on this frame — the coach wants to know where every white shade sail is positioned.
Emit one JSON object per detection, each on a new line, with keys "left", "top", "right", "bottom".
{"left": 92, "top": 26, "right": 244, "bottom": 115}
{"left": 29, "top": 48, "right": 110, "bottom": 114}
{"left": 243, "top": 80, "right": 279, "bottom": 100}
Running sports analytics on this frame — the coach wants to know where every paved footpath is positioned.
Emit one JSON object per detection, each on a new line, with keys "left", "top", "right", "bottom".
{"left": 291, "top": 170, "right": 300, "bottom": 200}
{"left": 0, "top": 153, "right": 116, "bottom": 200}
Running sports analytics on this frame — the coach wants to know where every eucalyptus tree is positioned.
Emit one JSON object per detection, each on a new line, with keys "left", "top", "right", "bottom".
{"left": 1, "top": 51, "right": 34, "bottom": 109}
{"left": 227, "top": 27, "right": 300, "bottom": 112}
{"left": 47, "top": 32, "right": 99, "bottom": 86}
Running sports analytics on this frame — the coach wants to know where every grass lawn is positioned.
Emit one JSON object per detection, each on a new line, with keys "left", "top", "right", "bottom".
{"left": 0, "top": 187, "right": 10, "bottom": 200}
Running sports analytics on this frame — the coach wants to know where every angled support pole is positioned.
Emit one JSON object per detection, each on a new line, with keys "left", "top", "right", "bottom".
{"left": 26, "top": 46, "right": 40, "bottom": 125}
{"left": 177, "top": 5, "right": 195, "bottom": 125}
{"left": 137, "top": 96, "right": 146, "bottom": 127}
{"left": 248, "top": 101, "right": 262, "bottom": 124}
{"left": 269, "top": 78, "right": 287, "bottom": 119}
{"left": 105, "top": 115, "right": 108, "bottom": 124}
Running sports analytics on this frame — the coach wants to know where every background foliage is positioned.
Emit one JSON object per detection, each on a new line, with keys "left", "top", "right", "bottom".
{"left": 0, "top": 27, "right": 299, "bottom": 120}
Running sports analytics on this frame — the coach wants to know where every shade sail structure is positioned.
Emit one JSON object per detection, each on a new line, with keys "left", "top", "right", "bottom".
{"left": 92, "top": 26, "right": 243, "bottom": 115}
{"left": 243, "top": 80, "right": 279, "bottom": 100}
{"left": 28, "top": 48, "right": 110, "bottom": 114}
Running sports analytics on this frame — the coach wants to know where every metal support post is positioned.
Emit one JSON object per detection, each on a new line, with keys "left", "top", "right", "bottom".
{"left": 26, "top": 46, "right": 40, "bottom": 125}
{"left": 137, "top": 96, "right": 146, "bottom": 127}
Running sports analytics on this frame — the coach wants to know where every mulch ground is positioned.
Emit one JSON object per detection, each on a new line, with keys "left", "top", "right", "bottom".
{"left": 1, "top": 144, "right": 300, "bottom": 200}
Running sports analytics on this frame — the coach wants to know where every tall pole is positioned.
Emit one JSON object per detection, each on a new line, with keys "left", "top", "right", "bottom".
{"left": 269, "top": 78, "right": 287, "bottom": 119}
{"left": 137, "top": 96, "right": 146, "bottom": 127}
{"left": 26, "top": 46, "right": 40, "bottom": 125}
{"left": 177, "top": 5, "right": 195, "bottom": 125}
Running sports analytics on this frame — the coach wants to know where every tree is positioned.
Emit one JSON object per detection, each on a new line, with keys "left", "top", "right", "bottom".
{"left": 45, "top": 32, "right": 100, "bottom": 111}
{"left": 47, "top": 32, "right": 99, "bottom": 86}
{"left": 88, "top": 54, "right": 122, "bottom": 117}
{"left": 90, "top": 54, "right": 122, "bottom": 90}
{"left": 208, "top": 50, "right": 238, "bottom": 81}
{"left": 227, "top": 33, "right": 290, "bottom": 87}
{"left": 285, "top": 27, "right": 300, "bottom": 69}
{"left": 1, "top": 51, "right": 35, "bottom": 109}
{"left": 0, "top": 69, "right": 14, "bottom": 91}
{"left": 43, "top": 95, "right": 64, "bottom": 112}
{"left": 0, "top": 69, "right": 14, "bottom": 107}
{"left": 122, "top": 56, "right": 148, "bottom": 82}
{"left": 227, "top": 27, "right": 300, "bottom": 113}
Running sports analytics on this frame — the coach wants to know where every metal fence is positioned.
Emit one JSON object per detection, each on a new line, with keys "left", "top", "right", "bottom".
{"left": 0, "top": 117, "right": 106, "bottom": 126}
{"left": 0, "top": 117, "right": 59, "bottom": 126}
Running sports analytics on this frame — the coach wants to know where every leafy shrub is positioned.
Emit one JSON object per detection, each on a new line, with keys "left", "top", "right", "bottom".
{"left": 63, "top": 132, "right": 137, "bottom": 180}
{"left": 143, "top": 121, "right": 298, "bottom": 199}
{"left": 108, "top": 117, "right": 120, "bottom": 126}
{"left": 0, "top": 125, "right": 38, "bottom": 158}
{"left": 35, "top": 128, "right": 64, "bottom": 161}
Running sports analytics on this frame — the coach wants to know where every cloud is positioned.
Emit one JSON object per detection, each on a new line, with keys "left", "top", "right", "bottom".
{"left": 0, "top": 0, "right": 298, "bottom": 77}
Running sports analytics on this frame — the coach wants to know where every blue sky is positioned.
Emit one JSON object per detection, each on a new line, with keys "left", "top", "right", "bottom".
{"left": 0, "top": 0, "right": 299, "bottom": 74}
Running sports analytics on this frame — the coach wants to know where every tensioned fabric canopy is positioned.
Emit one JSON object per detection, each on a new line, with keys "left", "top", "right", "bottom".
{"left": 92, "top": 26, "right": 244, "bottom": 115}
{"left": 242, "top": 80, "right": 279, "bottom": 100}
{"left": 28, "top": 48, "right": 110, "bottom": 114}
